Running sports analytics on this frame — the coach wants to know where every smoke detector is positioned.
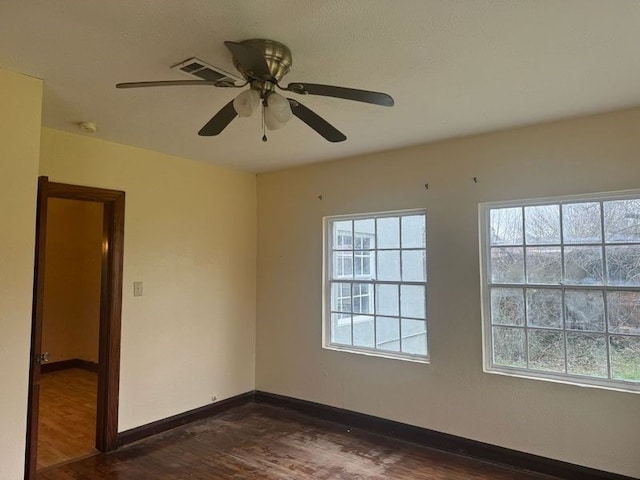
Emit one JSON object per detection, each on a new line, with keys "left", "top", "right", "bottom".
{"left": 171, "top": 57, "right": 242, "bottom": 84}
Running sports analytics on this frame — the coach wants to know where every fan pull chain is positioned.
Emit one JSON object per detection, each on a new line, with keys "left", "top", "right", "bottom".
{"left": 261, "top": 101, "right": 267, "bottom": 142}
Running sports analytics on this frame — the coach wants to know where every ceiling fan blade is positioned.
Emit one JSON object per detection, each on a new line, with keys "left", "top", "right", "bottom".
{"left": 198, "top": 100, "right": 238, "bottom": 136}
{"left": 116, "top": 80, "right": 236, "bottom": 89}
{"left": 288, "top": 99, "right": 346, "bottom": 143}
{"left": 224, "top": 41, "right": 271, "bottom": 80}
{"left": 283, "top": 83, "right": 394, "bottom": 107}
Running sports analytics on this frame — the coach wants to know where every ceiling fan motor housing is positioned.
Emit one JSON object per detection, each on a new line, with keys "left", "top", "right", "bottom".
{"left": 234, "top": 39, "right": 292, "bottom": 86}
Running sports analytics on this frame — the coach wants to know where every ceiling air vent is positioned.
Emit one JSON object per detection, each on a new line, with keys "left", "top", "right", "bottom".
{"left": 171, "top": 57, "right": 243, "bottom": 84}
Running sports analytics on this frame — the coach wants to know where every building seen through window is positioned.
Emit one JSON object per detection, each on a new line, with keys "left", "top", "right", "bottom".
{"left": 325, "top": 212, "right": 428, "bottom": 360}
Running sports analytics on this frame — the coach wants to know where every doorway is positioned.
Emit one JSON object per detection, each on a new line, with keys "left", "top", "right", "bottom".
{"left": 25, "top": 178, "right": 125, "bottom": 479}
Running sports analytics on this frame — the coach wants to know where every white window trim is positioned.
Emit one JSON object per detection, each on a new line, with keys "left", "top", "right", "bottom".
{"left": 322, "top": 209, "right": 429, "bottom": 363}
{"left": 479, "top": 189, "right": 640, "bottom": 394}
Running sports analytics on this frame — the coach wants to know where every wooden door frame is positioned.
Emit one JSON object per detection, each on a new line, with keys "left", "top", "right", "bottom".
{"left": 25, "top": 177, "right": 125, "bottom": 479}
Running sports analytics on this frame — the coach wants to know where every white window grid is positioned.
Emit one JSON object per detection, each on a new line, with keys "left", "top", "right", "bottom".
{"left": 334, "top": 232, "right": 375, "bottom": 316}
{"left": 324, "top": 210, "right": 428, "bottom": 362}
{"left": 480, "top": 190, "right": 640, "bottom": 392}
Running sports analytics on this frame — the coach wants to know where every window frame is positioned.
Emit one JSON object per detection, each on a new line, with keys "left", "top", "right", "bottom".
{"left": 479, "top": 189, "right": 640, "bottom": 393}
{"left": 323, "top": 209, "right": 429, "bottom": 363}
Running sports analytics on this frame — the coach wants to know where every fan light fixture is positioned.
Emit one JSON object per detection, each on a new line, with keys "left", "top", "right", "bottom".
{"left": 264, "top": 92, "right": 293, "bottom": 130}
{"left": 233, "top": 90, "right": 293, "bottom": 133}
{"left": 232, "top": 89, "right": 260, "bottom": 117}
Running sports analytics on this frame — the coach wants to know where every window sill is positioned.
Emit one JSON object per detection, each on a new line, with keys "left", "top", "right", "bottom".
{"left": 484, "top": 366, "right": 640, "bottom": 394}
{"left": 324, "top": 344, "right": 430, "bottom": 364}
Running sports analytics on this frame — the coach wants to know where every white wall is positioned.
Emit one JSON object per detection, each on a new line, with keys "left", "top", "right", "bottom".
{"left": 256, "top": 108, "right": 640, "bottom": 477}
{"left": 39, "top": 128, "right": 257, "bottom": 432}
{"left": 0, "top": 69, "right": 42, "bottom": 480}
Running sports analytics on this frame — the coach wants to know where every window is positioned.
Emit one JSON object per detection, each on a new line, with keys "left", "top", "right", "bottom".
{"left": 480, "top": 191, "right": 640, "bottom": 392}
{"left": 324, "top": 211, "right": 428, "bottom": 361}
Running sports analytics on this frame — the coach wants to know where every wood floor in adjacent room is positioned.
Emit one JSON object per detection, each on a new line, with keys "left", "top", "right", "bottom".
{"left": 37, "top": 402, "right": 559, "bottom": 480}
{"left": 37, "top": 368, "right": 97, "bottom": 470}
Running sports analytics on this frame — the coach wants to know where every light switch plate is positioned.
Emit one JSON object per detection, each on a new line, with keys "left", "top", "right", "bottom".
{"left": 133, "top": 281, "right": 143, "bottom": 297}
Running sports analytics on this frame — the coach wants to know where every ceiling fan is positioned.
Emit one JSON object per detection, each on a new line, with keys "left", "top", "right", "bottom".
{"left": 116, "top": 39, "right": 394, "bottom": 142}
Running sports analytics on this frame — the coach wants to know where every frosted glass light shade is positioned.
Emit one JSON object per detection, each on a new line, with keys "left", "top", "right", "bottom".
{"left": 233, "top": 89, "right": 260, "bottom": 117}
{"left": 264, "top": 111, "right": 285, "bottom": 130}
{"left": 264, "top": 92, "right": 293, "bottom": 130}
{"left": 266, "top": 92, "right": 293, "bottom": 123}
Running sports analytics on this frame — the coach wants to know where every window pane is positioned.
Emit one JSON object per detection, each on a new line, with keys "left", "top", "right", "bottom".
{"left": 526, "top": 288, "right": 563, "bottom": 328}
{"left": 352, "top": 283, "right": 373, "bottom": 314}
{"left": 333, "top": 220, "right": 352, "bottom": 250}
{"left": 606, "top": 245, "right": 640, "bottom": 287}
{"left": 562, "top": 202, "right": 602, "bottom": 244}
{"left": 402, "top": 318, "right": 426, "bottom": 337}
{"left": 331, "top": 313, "right": 352, "bottom": 345}
{"left": 376, "top": 316, "right": 400, "bottom": 352}
{"left": 565, "top": 290, "right": 605, "bottom": 332}
{"left": 491, "top": 247, "right": 524, "bottom": 284}
{"left": 377, "top": 217, "right": 400, "bottom": 249}
{"left": 490, "top": 288, "right": 525, "bottom": 326}
{"left": 401, "top": 215, "right": 426, "bottom": 248}
{"left": 402, "top": 250, "right": 426, "bottom": 282}
{"left": 401, "top": 285, "right": 426, "bottom": 319}
{"left": 604, "top": 199, "right": 640, "bottom": 243}
{"left": 490, "top": 207, "right": 523, "bottom": 246}
{"left": 607, "top": 291, "right": 640, "bottom": 334}
{"left": 526, "top": 247, "right": 562, "bottom": 284}
{"left": 331, "top": 283, "right": 352, "bottom": 313}
{"left": 352, "top": 315, "right": 375, "bottom": 348}
{"left": 378, "top": 250, "right": 400, "bottom": 281}
{"left": 525, "top": 205, "right": 560, "bottom": 245}
{"left": 566, "top": 333, "right": 607, "bottom": 378}
{"left": 354, "top": 219, "right": 375, "bottom": 247}
{"left": 401, "top": 319, "right": 427, "bottom": 355}
{"left": 610, "top": 336, "right": 640, "bottom": 382}
{"left": 492, "top": 326, "right": 526, "bottom": 367}
{"left": 528, "top": 329, "right": 565, "bottom": 372}
{"left": 354, "top": 250, "right": 375, "bottom": 279}
{"left": 376, "top": 284, "right": 399, "bottom": 316}
{"left": 332, "top": 251, "right": 353, "bottom": 279}
{"left": 564, "top": 246, "right": 603, "bottom": 285}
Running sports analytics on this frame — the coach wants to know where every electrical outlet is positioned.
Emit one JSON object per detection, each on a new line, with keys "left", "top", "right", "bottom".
{"left": 133, "top": 281, "right": 143, "bottom": 296}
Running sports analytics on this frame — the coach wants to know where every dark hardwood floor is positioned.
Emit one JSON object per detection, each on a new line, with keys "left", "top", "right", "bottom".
{"left": 36, "top": 402, "right": 559, "bottom": 480}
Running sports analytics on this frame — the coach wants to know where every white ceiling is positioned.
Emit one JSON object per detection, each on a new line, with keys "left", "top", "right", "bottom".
{"left": 1, "top": 1, "right": 639, "bottom": 172}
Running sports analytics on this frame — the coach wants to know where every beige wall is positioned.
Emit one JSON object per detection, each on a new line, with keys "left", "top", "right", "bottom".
{"left": 0, "top": 69, "right": 42, "bottom": 479}
{"left": 42, "top": 198, "right": 103, "bottom": 363}
{"left": 256, "top": 108, "right": 640, "bottom": 477}
{"left": 39, "top": 128, "right": 257, "bottom": 432}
